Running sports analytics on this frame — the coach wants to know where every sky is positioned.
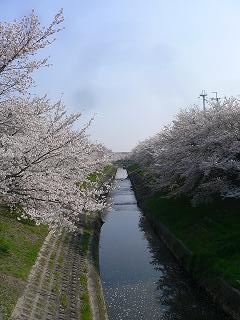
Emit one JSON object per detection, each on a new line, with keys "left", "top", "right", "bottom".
{"left": 1, "top": 0, "right": 240, "bottom": 151}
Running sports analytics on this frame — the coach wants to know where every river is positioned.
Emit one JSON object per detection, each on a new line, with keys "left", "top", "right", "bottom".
{"left": 99, "top": 168, "right": 230, "bottom": 320}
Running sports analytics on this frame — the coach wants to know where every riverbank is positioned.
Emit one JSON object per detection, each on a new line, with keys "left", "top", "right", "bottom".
{"left": 0, "top": 208, "right": 49, "bottom": 319}
{"left": 127, "top": 164, "right": 240, "bottom": 320}
{"left": 0, "top": 165, "right": 115, "bottom": 320}
{"left": 88, "top": 218, "right": 109, "bottom": 320}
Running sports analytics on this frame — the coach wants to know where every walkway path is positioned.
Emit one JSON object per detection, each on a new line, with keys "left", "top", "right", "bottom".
{"left": 12, "top": 229, "right": 86, "bottom": 320}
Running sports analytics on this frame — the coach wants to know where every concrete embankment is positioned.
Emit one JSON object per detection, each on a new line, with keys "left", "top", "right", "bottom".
{"left": 87, "top": 218, "right": 108, "bottom": 320}
{"left": 128, "top": 170, "right": 240, "bottom": 320}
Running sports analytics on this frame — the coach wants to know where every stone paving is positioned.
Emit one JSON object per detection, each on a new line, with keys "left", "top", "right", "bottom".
{"left": 12, "top": 228, "right": 87, "bottom": 320}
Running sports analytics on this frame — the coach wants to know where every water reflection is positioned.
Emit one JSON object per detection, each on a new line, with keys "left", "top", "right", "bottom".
{"left": 100, "top": 169, "right": 230, "bottom": 320}
{"left": 139, "top": 215, "right": 230, "bottom": 320}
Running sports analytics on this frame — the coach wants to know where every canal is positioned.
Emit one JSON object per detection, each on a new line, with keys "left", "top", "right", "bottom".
{"left": 99, "top": 168, "right": 230, "bottom": 320}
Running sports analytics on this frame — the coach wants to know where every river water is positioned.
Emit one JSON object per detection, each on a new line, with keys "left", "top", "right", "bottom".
{"left": 99, "top": 168, "right": 230, "bottom": 320}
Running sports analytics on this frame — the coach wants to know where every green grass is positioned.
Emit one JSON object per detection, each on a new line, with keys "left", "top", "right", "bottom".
{"left": 60, "top": 293, "right": 68, "bottom": 309}
{"left": 88, "top": 164, "right": 116, "bottom": 182}
{"left": 145, "top": 194, "right": 240, "bottom": 288}
{"left": 81, "top": 230, "right": 92, "bottom": 255}
{"left": 81, "top": 290, "right": 92, "bottom": 320}
{"left": 87, "top": 171, "right": 102, "bottom": 183}
{"left": 79, "top": 228, "right": 92, "bottom": 320}
{"left": 0, "top": 207, "right": 48, "bottom": 319}
{"left": 78, "top": 164, "right": 116, "bottom": 190}
{"left": 127, "top": 163, "right": 145, "bottom": 176}
{"left": 80, "top": 272, "right": 88, "bottom": 287}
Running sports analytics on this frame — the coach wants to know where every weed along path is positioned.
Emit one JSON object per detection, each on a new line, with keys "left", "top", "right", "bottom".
{"left": 99, "top": 168, "right": 230, "bottom": 320}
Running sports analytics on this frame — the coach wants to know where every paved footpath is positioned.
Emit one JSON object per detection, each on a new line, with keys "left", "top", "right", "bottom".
{"left": 12, "top": 228, "right": 86, "bottom": 320}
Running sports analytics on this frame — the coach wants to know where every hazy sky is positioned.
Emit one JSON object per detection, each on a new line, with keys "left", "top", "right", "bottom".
{"left": 1, "top": 1, "right": 240, "bottom": 151}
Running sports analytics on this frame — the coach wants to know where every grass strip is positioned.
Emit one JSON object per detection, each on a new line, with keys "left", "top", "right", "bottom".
{"left": 0, "top": 207, "right": 48, "bottom": 319}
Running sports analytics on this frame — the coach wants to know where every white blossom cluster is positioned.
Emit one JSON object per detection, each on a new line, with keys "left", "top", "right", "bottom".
{"left": 0, "top": 11, "right": 113, "bottom": 230}
{"left": 131, "top": 99, "right": 240, "bottom": 204}
{"left": 0, "top": 96, "right": 112, "bottom": 230}
{"left": 0, "top": 9, "right": 63, "bottom": 100}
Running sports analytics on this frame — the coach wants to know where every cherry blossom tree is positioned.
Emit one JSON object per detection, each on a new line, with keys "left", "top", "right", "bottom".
{"left": 0, "top": 96, "right": 111, "bottom": 230}
{"left": 131, "top": 98, "right": 240, "bottom": 204}
{"left": 0, "top": 11, "right": 113, "bottom": 230}
{"left": 0, "top": 9, "right": 63, "bottom": 100}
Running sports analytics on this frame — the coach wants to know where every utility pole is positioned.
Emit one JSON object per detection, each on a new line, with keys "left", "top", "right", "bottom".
{"left": 212, "top": 91, "right": 220, "bottom": 104}
{"left": 199, "top": 90, "right": 207, "bottom": 111}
